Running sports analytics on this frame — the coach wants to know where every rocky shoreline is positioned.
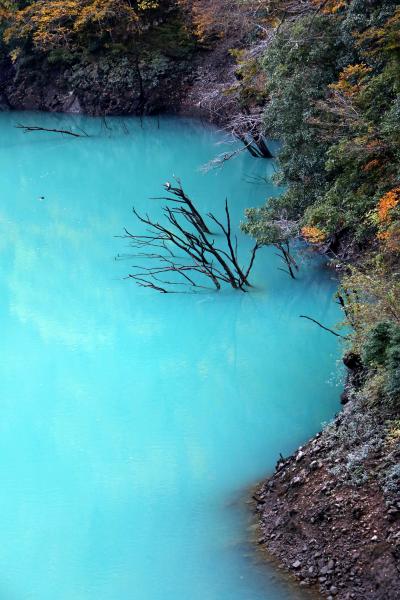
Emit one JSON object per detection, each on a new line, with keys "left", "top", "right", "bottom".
{"left": 253, "top": 367, "right": 400, "bottom": 600}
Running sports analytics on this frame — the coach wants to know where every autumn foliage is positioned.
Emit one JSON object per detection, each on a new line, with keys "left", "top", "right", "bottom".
{"left": 1, "top": 0, "right": 162, "bottom": 56}
{"left": 377, "top": 188, "right": 400, "bottom": 224}
{"left": 329, "top": 63, "right": 372, "bottom": 98}
{"left": 301, "top": 226, "right": 327, "bottom": 244}
{"left": 376, "top": 188, "right": 400, "bottom": 252}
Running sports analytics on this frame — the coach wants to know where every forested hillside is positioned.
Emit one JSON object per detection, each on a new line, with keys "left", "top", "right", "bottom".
{"left": 240, "top": 1, "right": 400, "bottom": 423}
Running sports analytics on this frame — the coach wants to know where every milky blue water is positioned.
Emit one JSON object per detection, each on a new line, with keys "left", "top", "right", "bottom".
{"left": 0, "top": 112, "right": 342, "bottom": 600}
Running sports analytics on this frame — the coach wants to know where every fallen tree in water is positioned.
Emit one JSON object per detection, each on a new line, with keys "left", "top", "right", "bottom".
{"left": 16, "top": 124, "right": 89, "bottom": 137}
{"left": 121, "top": 179, "right": 260, "bottom": 293}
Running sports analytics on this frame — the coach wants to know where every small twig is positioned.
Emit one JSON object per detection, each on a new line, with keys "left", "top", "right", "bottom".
{"left": 300, "top": 315, "right": 348, "bottom": 339}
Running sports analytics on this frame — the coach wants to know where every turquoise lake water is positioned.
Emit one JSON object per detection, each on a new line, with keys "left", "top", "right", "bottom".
{"left": 0, "top": 112, "right": 342, "bottom": 600}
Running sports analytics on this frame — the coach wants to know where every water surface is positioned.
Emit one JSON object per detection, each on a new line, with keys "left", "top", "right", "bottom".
{"left": 0, "top": 112, "right": 341, "bottom": 600}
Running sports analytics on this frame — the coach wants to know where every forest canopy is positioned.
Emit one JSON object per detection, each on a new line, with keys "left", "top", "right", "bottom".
{"left": 0, "top": 1, "right": 167, "bottom": 59}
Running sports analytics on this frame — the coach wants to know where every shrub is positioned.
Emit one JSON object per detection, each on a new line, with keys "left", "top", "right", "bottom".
{"left": 363, "top": 322, "right": 400, "bottom": 406}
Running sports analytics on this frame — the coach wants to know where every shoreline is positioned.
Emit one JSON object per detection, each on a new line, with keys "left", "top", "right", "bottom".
{"left": 251, "top": 370, "right": 400, "bottom": 600}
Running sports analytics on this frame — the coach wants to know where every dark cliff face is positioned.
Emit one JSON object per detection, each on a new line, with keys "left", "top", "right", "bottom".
{"left": 0, "top": 1, "right": 197, "bottom": 116}
{"left": 0, "top": 52, "right": 192, "bottom": 116}
{"left": 0, "top": 3, "right": 237, "bottom": 119}
{"left": 0, "top": 57, "right": 12, "bottom": 109}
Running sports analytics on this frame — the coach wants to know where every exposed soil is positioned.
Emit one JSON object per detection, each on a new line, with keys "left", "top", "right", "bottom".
{"left": 253, "top": 387, "right": 400, "bottom": 600}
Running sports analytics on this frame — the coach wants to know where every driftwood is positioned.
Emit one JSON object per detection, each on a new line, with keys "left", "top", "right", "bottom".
{"left": 121, "top": 179, "right": 260, "bottom": 293}
{"left": 16, "top": 124, "right": 89, "bottom": 138}
{"left": 202, "top": 135, "right": 273, "bottom": 172}
{"left": 237, "top": 132, "right": 273, "bottom": 159}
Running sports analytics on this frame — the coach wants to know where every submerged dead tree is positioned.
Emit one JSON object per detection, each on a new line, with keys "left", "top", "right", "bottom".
{"left": 122, "top": 179, "right": 260, "bottom": 293}
{"left": 274, "top": 238, "right": 299, "bottom": 279}
{"left": 242, "top": 208, "right": 299, "bottom": 279}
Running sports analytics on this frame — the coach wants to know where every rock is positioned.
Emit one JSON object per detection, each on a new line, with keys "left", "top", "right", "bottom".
{"left": 330, "top": 585, "right": 338, "bottom": 595}
{"left": 340, "top": 389, "right": 351, "bottom": 405}
{"left": 291, "top": 476, "right": 304, "bottom": 487}
{"left": 0, "top": 91, "right": 10, "bottom": 111}
{"left": 64, "top": 94, "right": 82, "bottom": 114}
{"left": 388, "top": 508, "right": 399, "bottom": 522}
{"left": 309, "top": 460, "right": 320, "bottom": 470}
{"left": 292, "top": 560, "right": 301, "bottom": 569}
{"left": 343, "top": 352, "right": 362, "bottom": 371}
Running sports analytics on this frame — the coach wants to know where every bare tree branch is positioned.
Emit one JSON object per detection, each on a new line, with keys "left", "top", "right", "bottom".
{"left": 16, "top": 124, "right": 89, "bottom": 138}
{"left": 121, "top": 181, "right": 262, "bottom": 293}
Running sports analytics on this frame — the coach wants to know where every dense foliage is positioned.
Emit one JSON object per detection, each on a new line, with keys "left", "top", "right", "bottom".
{"left": 241, "top": 0, "right": 400, "bottom": 415}
{"left": 0, "top": 1, "right": 194, "bottom": 64}
{"left": 3, "top": 1, "right": 158, "bottom": 56}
